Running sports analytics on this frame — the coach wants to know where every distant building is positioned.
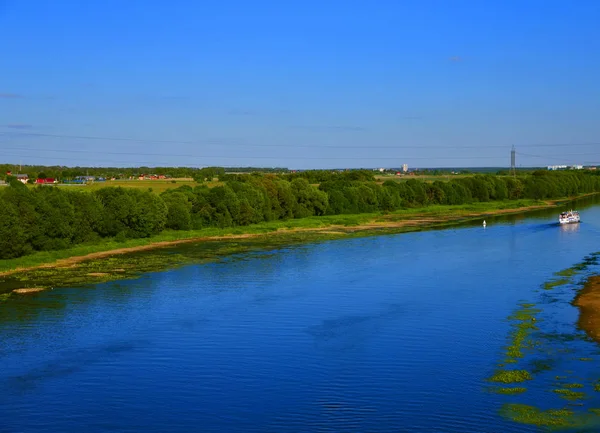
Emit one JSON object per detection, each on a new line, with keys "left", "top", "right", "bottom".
{"left": 547, "top": 165, "right": 567, "bottom": 170}
{"left": 35, "top": 178, "right": 56, "bottom": 185}
{"left": 571, "top": 165, "right": 583, "bottom": 170}
{"left": 402, "top": 164, "right": 408, "bottom": 173}
{"left": 15, "top": 174, "right": 28, "bottom": 184}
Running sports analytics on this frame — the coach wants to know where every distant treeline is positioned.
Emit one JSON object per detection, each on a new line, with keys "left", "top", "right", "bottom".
{"left": 1, "top": 170, "right": 599, "bottom": 259}
{"left": 0, "top": 164, "right": 290, "bottom": 181}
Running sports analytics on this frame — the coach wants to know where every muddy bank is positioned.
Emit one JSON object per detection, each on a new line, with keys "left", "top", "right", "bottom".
{"left": 574, "top": 276, "right": 600, "bottom": 342}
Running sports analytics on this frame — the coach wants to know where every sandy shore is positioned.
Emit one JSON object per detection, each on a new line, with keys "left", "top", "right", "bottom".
{"left": 573, "top": 276, "right": 600, "bottom": 342}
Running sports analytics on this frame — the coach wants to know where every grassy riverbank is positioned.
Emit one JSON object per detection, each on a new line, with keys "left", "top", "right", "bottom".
{"left": 0, "top": 198, "right": 563, "bottom": 277}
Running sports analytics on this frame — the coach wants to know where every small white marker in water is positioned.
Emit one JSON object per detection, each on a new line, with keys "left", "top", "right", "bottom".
{"left": 483, "top": 220, "right": 487, "bottom": 227}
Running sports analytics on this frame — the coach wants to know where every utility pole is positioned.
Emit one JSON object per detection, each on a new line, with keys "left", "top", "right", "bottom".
{"left": 511, "top": 146, "right": 516, "bottom": 177}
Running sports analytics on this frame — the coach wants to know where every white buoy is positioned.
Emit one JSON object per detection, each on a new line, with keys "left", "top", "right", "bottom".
{"left": 483, "top": 220, "right": 487, "bottom": 227}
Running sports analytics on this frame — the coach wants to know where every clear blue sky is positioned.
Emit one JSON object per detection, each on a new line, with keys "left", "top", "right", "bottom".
{"left": 1, "top": 0, "right": 599, "bottom": 169}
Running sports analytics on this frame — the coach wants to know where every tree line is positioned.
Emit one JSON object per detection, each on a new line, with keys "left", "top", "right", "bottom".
{"left": 1, "top": 170, "right": 599, "bottom": 260}
{"left": 0, "top": 164, "right": 291, "bottom": 182}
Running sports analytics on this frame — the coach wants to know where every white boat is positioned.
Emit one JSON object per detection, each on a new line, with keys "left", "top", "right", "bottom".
{"left": 559, "top": 210, "right": 580, "bottom": 224}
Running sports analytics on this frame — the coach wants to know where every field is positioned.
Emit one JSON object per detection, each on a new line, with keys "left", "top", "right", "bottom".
{"left": 52, "top": 178, "right": 202, "bottom": 193}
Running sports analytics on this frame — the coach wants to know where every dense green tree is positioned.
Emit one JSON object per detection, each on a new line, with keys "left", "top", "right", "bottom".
{"left": 162, "top": 192, "right": 193, "bottom": 230}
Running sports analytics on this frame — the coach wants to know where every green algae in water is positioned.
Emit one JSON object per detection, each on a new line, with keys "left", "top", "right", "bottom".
{"left": 503, "top": 304, "right": 541, "bottom": 360}
{"left": 579, "top": 357, "right": 593, "bottom": 361}
{"left": 563, "top": 383, "right": 584, "bottom": 389}
{"left": 530, "top": 359, "right": 554, "bottom": 374}
{"left": 555, "top": 268, "right": 578, "bottom": 278}
{"left": 489, "top": 370, "right": 533, "bottom": 384}
{"left": 0, "top": 293, "right": 10, "bottom": 302}
{"left": 544, "top": 278, "right": 571, "bottom": 290}
{"left": 490, "top": 387, "right": 528, "bottom": 395}
{"left": 553, "top": 389, "right": 586, "bottom": 401}
{"left": 500, "top": 404, "right": 576, "bottom": 428}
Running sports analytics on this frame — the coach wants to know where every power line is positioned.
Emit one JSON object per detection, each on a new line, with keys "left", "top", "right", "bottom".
{"left": 0, "top": 145, "right": 510, "bottom": 159}
{"left": 2, "top": 131, "right": 600, "bottom": 150}
{"left": 2, "top": 147, "right": 599, "bottom": 161}
{"left": 0, "top": 152, "right": 508, "bottom": 165}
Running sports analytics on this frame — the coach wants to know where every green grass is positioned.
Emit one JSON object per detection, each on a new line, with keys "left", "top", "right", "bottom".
{"left": 53, "top": 179, "right": 200, "bottom": 194}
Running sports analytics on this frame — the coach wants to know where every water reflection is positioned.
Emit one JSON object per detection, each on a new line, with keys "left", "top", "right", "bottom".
{"left": 560, "top": 223, "right": 580, "bottom": 233}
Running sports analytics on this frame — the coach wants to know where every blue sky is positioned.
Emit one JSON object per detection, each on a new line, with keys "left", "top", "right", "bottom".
{"left": 1, "top": 0, "right": 599, "bottom": 169}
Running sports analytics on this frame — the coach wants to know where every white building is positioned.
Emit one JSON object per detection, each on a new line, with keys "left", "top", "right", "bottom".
{"left": 402, "top": 164, "right": 408, "bottom": 173}
{"left": 547, "top": 165, "right": 567, "bottom": 171}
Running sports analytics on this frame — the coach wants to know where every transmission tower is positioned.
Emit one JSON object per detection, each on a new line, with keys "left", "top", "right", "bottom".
{"left": 510, "top": 145, "right": 516, "bottom": 177}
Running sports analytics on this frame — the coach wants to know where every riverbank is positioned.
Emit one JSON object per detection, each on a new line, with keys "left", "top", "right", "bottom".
{"left": 574, "top": 275, "right": 600, "bottom": 342}
{"left": 0, "top": 197, "right": 577, "bottom": 281}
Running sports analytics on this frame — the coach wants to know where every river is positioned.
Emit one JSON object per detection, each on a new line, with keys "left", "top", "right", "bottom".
{"left": 2, "top": 198, "right": 600, "bottom": 432}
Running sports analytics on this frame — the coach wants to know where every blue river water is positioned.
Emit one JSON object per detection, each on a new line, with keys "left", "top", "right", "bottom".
{"left": 2, "top": 200, "right": 600, "bottom": 432}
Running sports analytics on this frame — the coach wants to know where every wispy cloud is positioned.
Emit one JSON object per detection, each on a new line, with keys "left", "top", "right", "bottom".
{"left": 4, "top": 124, "right": 34, "bottom": 129}
{"left": 448, "top": 56, "right": 463, "bottom": 62}
{"left": 0, "top": 93, "right": 23, "bottom": 99}
{"left": 290, "top": 125, "right": 369, "bottom": 132}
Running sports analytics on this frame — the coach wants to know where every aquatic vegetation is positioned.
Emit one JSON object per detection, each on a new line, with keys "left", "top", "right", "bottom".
{"left": 530, "top": 359, "right": 554, "bottom": 374}
{"left": 555, "top": 268, "right": 578, "bottom": 278}
{"left": 552, "top": 389, "right": 586, "bottom": 401}
{"left": 503, "top": 304, "right": 541, "bottom": 360}
{"left": 488, "top": 370, "right": 533, "bottom": 384}
{"left": 494, "top": 262, "right": 600, "bottom": 429}
{"left": 500, "top": 404, "right": 576, "bottom": 428}
{"left": 544, "top": 279, "right": 571, "bottom": 290}
{"left": 490, "top": 387, "right": 527, "bottom": 395}
{"left": 0, "top": 292, "right": 10, "bottom": 302}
